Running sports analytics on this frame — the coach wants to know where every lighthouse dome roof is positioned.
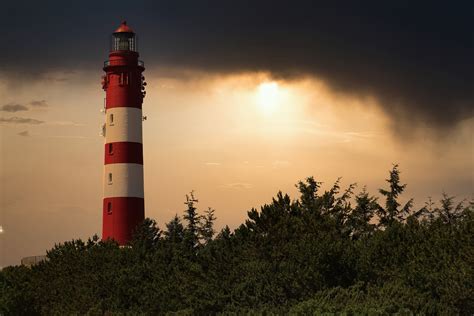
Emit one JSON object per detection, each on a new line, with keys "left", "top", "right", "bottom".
{"left": 114, "top": 21, "right": 134, "bottom": 34}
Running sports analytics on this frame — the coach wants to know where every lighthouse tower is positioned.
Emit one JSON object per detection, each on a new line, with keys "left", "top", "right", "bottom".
{"left": 101, "top": 21, "right": 146, "bottom": 245}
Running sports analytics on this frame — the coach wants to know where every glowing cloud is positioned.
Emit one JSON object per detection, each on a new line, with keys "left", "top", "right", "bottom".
{"left": 256, "top": 82, "right": 280, "bottom": 115}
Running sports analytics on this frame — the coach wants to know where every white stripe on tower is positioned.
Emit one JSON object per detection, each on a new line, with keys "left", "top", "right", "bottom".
{"left": 105, "top": 107, "right": 143, "bottom": 143}
{"left": 104, "top": 163, "right": 144, "bottom": 198}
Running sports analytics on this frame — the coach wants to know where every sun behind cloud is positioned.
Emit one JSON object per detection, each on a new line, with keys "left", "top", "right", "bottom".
{"left": 256, "top": 81, "right": 280, "bottom": 115}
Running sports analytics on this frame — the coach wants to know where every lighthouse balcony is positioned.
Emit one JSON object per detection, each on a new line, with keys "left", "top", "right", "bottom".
{"left": 104, "top": 60, "right": 145, "bottom": 68}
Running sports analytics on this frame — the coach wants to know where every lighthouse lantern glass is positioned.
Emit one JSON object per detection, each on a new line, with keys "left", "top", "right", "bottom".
{"left": 111, "top": 32, "right": 137, "bottom": 52}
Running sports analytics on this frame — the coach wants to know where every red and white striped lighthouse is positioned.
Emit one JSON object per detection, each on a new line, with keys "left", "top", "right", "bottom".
{"left": 101, "top": 21, "right": 146, "bottom": 245}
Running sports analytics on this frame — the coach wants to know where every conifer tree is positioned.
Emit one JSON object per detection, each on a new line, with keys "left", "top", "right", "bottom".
{"left": 347, "top": 187, "right": 378, "bottom": 239}
{"left": 378, "top": 164, "right": 413, "bottom": 227}
{"left": 183, "top": 191, "right": 200, "bottom": 251}
{"left": 438, "top": 193, "right": 465, "bottom": 224}
{"left": 199, "top": 207, "right": 216, "bottom": 245}
{"left": 130, "top": 218, "right": 161, "bottom": 252}
{"left": 164, "top": 214, "right": 185, "bottom": 243}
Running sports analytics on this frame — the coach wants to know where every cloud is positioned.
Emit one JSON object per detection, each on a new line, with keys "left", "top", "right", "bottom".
{"left": 0, "top": 103, "right": 28, "bottom": 112}
{"left": 272, "top": 160, "right": 291, "bottom": 169}
{"left": 0, "top": 100, "right": 49, "bottom": 113}
{"left": 0, "top": 117, "right": 44, "bottom": 124}
{"left": 205, "top": 162, "right": 221, "bottom": 166}
{"left": 339, "top": 132, "right": 378, "bottom": 143}
{"left": 219, "top": 183, "right": 253, "bottom": 190}
{"left": 48, "top": 121, "right": 84, "bottom": 126}
{"left": 46, "top": 135, "right": 90, "bottom": 139}
{"left": 17, "top": 130, "right": 30, "bottom": 136}
{"left": 0, "top": 1, "right": 472, "bottom": 135}
{"left": 30, "top": 100, "right": 48, "bottom": 107}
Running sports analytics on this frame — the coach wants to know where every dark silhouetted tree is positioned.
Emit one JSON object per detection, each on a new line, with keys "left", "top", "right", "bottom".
{"left": 347, "top": 187, "right": 378, "bottom": 239}
{"left": 164, "top": 214, "right": 185, "bottom": 244}
{"left": 378, "top": 164, "right": 413, "bottom": 227}
{"left": 130, "top": 218, "right": 161, "bottom": 253}
{"left": 183, "top": 191, "right": 200, "bottom": 251}
{"left": 199, "top": 207, "right": 216, "bottom": 245}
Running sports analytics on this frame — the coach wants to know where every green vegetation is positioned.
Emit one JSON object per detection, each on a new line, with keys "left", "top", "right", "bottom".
{"left": 1, "top": 166, "right": 473, "bottom": 315}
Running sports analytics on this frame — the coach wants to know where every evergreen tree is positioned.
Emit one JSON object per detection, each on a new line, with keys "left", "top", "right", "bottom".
{"left": 437, "top": 193, "right": 465, "bottom": 224}
{"left": 347, "top": 187, "right": 378, "bottom": 239}
{"left": 199, "top": 207, "right": 216, "bottom": 245}
{"left": 183, "top": 191, "right": 200, "bottom": 252}
{"left": 130, "top": 218, "right": 161, "bottom": 252}
{"left": 378, "top": 164, "right": 413, "bottom": 227}
{"left": 164, "top": 214, "right": 185, "bottom": 243}
{"left": 296, "top": 176, "right": 322, "bottom": 215}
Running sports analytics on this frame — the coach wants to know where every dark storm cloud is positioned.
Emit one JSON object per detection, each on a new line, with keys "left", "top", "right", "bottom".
{"left": 0, "top": 1, "right": 472, "bottom": 131}
{"left": 1, "top": 104, "right": 28, "bottom": 112}
{"left": 0, "top": 117, "right": 44, "bottom": 125}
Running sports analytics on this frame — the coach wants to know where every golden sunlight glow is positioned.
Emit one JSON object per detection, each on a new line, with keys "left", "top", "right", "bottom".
{"left": 256, "top": 81, "right": 280, "bottom": 115}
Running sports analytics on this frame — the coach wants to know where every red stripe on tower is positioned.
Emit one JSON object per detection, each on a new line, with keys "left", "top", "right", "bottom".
{"left": 104, "top": 142, "right": 143, "bottom": 165}
{"left": 101, "top": 21, "right": 146, "bottom": 245}
{"left": 103, "top": 197, "right": 144, "bottom": 245}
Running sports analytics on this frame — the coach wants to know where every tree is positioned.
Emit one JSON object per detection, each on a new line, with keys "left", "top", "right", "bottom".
{"left": 296, "top": 176, "right": 322, "bottom": 215}
{"left": 164, "top": 214, "right": 185, "bottom": 244}
{"left": 347, "top": 187, "right": 378, "bottom": 239}
{"left": 183, "top": 191, "right": 200, "bottom": 251}
{"left": 437, "top": 193, "right": 465, "bottom": 224}
{"left": 378, "top": 164, "right": 413, "bottom": 227}
{"left": 199, "top": 207, "right": 216, "bottom": 245}
{"left": 130, "top": 218, "right": 161, "bottom": 253}
{"left": 0, "top": 265, "right": 36, "bottom": 315}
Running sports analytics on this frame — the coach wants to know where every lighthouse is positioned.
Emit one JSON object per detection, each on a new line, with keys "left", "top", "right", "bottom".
{"left": 101, "top": 21, "right": 146, "bottom": 245}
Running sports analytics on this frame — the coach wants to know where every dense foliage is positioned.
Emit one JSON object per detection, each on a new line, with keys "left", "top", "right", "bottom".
{"left": 1, "top": 166, "right": 473, "bottom": 315}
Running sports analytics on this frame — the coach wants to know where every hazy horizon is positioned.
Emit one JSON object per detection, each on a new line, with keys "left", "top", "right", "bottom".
{"left": 1, "top": 68, "right": 472, "bottom": 267}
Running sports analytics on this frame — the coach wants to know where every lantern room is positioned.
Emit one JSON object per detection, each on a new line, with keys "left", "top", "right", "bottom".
{"left": 111, "top": 21, "right": 137, "bottom": 52}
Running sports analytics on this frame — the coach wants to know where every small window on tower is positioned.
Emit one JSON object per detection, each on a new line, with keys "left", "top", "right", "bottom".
{"left": 109, "top": 113, "right": 114, "bottom": 125}
{"left": 108, "top": 143, "right": 113, "bottom": 154}
{"left": 108, "top": 173, "right": 113, "bottom": 184}
{"left": 119, "top": 73, "right": 126, "bottom": 86}
{"left": 107, "top": 202, "right": 112, "bottom": 214}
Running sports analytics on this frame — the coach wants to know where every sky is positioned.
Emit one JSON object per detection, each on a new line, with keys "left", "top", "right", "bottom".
{"left": 0, "top": 1, "right": 473, "bottom": 267}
